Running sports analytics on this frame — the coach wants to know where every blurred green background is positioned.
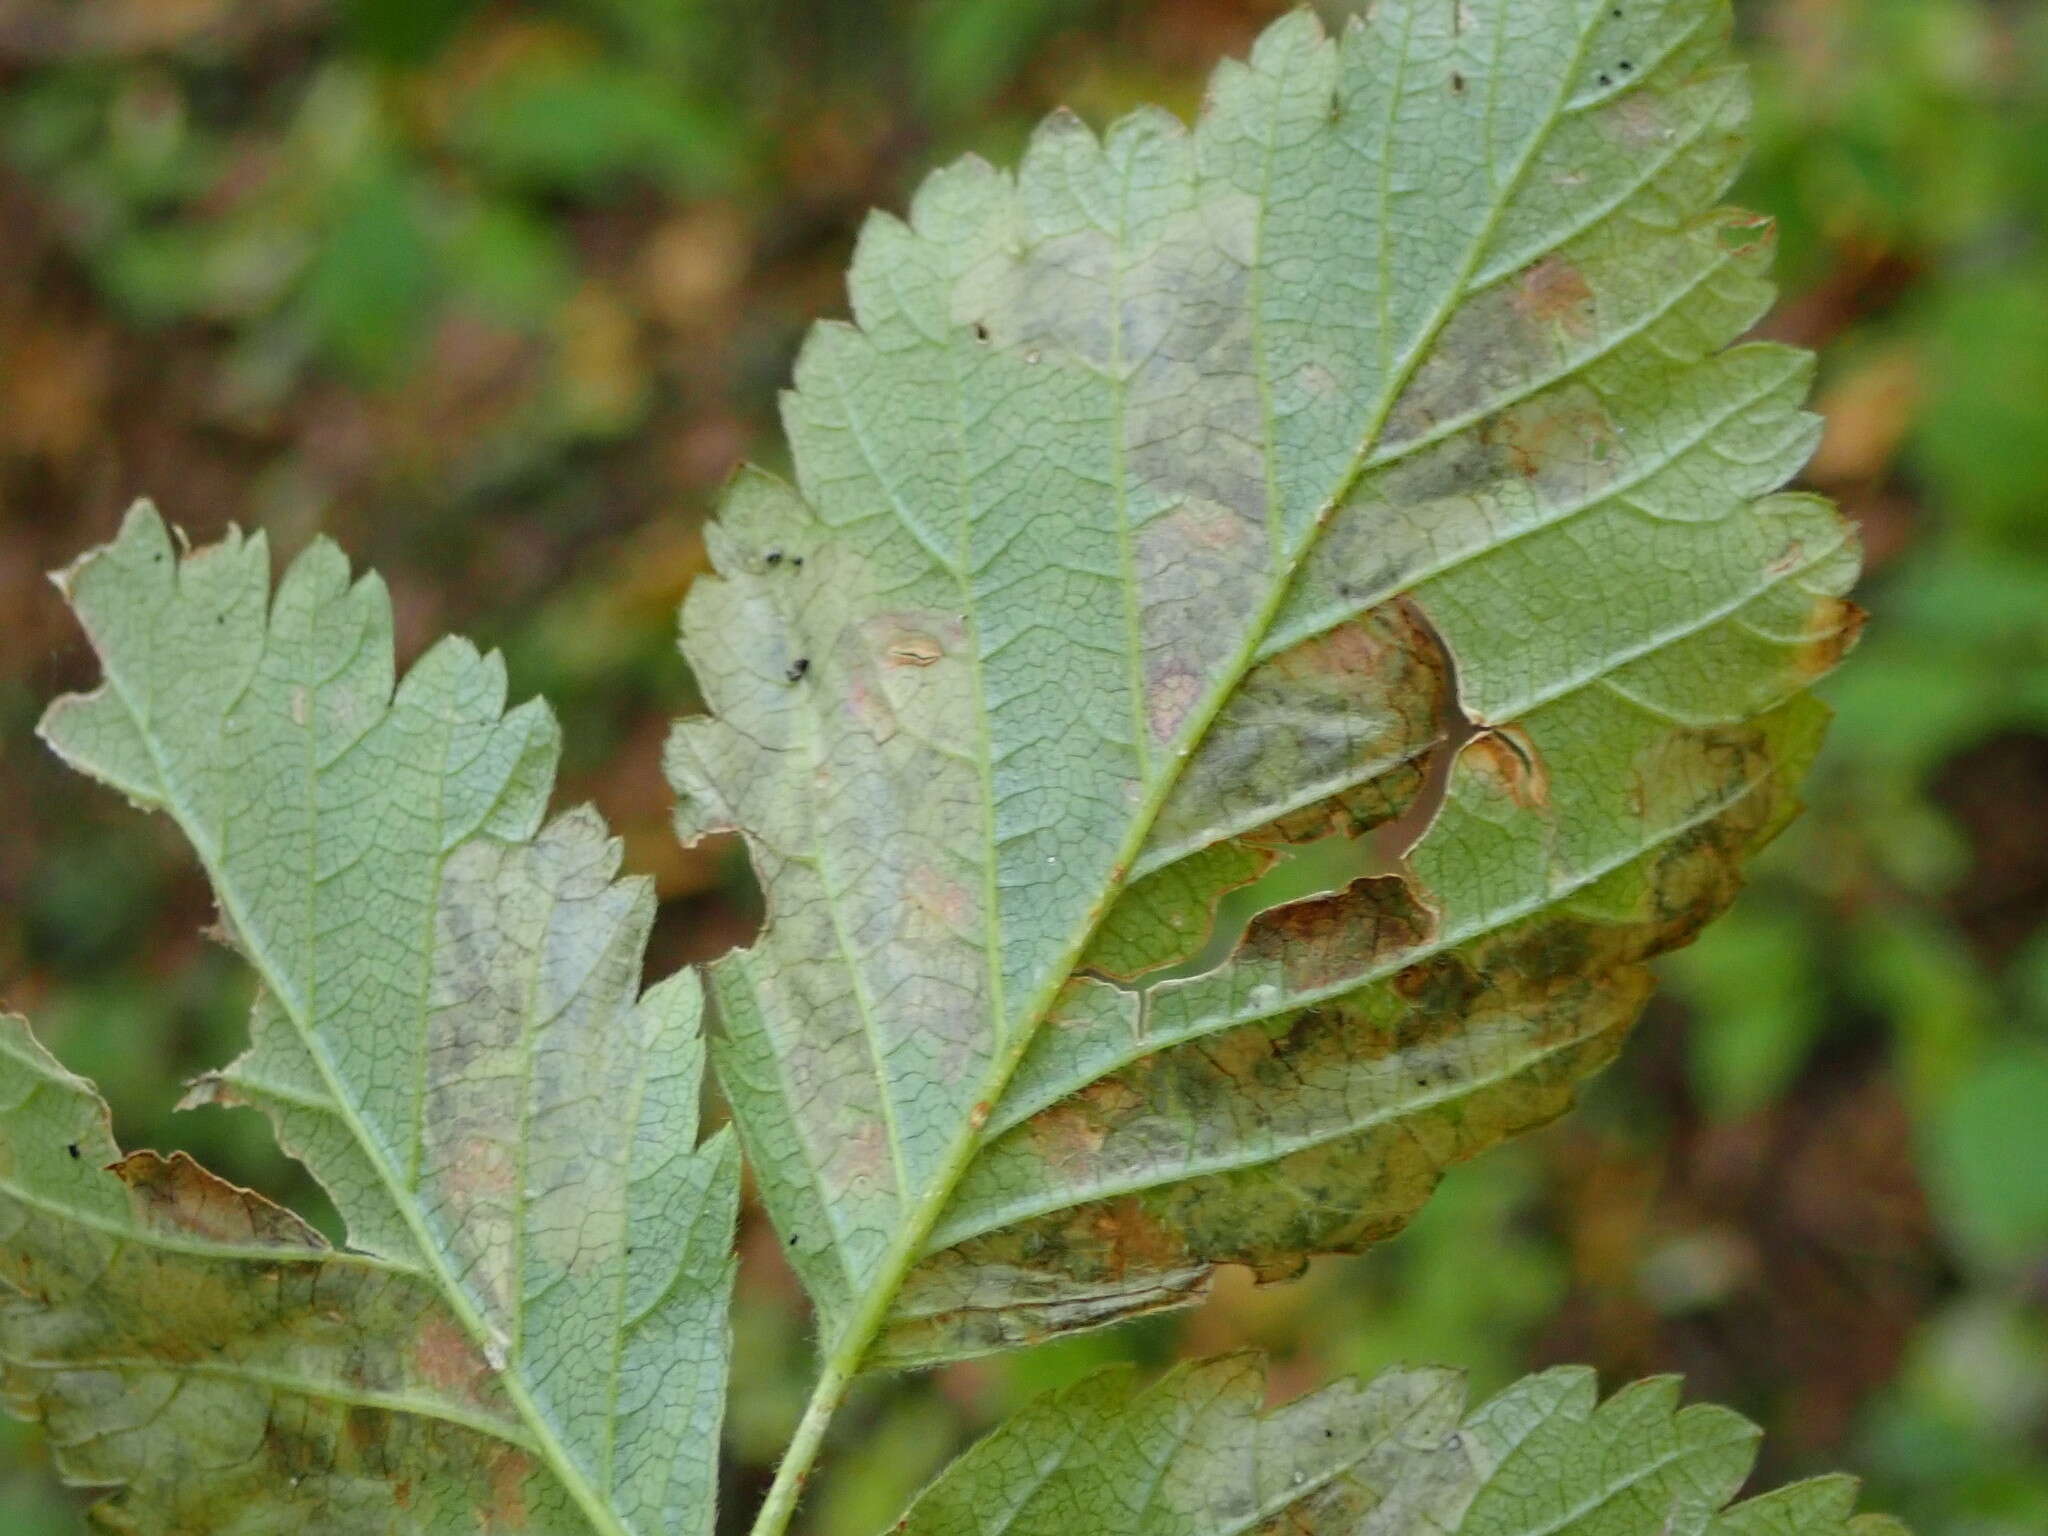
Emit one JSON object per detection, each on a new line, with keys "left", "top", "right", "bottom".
{"left": 0, "top": 0, "right": 2044, "bottom": 1531}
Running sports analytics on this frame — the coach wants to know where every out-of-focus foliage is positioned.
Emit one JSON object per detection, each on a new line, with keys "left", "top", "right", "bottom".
{"left": 0, "top": 2, "right": 2041, "bottom": 1534}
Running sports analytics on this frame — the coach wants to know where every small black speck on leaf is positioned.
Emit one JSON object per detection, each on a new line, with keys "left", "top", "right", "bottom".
{"left": 786, "top": 657, "right": 810, "bottom": 683}
{"left": 972, "top": 322, "right": 990, "bottom": 342}
{"left": 1450, "top": 71, "right": 1466, "bottom": 93}
{"left": 791, "top": 555, "right": 805, "bottom": 568}
{"left": 1618, "top": 60, "right": 1633, "bottom": 72}
{"left": 765, "top": 550, "right": 783, "bottom": 566}
{"left": 66, "top": 1143, "right": 80, "bottom": 1160}
{"left": 1597, "top": 72, "right": 1612, "bottom": 87}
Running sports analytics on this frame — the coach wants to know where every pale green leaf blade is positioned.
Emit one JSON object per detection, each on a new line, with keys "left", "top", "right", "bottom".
{"left": 894, "top": 1360, "right": 1899, "bottom": 1536}
{"left": 667, "top": 0, "right": 1858, "bottom": 1364}
{"left": 33, "top": 506, "right": 738, "bottom": 1536}
{"left": 0, "top": 1014, "right": 577, "bottom": 1535}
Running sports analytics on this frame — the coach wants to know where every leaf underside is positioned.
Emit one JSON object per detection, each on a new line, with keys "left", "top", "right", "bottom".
{"left": 15, "top": 507, "right": 738, "bottom": 1536}
{"left": 666, "top": 0, "right": 1859, "bottom": 1366}
{"left": 893, "top": 1356, "right": 1905, "bottom": 1536}
{"left": 0, "top": 1002, "right": 1903, "bottom": 1536}
{"left": 1, "top": 1017, "right": 544, "bottom": 1535}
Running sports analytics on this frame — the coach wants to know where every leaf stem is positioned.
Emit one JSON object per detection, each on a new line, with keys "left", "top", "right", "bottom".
{"left": 748, "top": 1356, "right": 854, "bottom": 1536}
{"left": 744, "top": 1030, "right": 1028, "bottom": 1536}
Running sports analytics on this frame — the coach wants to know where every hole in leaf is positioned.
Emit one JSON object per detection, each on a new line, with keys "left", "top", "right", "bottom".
{"left": 1717, "top": 215, "right": 1776, "bottom": 255}
{"left": 1108, "top": 614, "right": 1475, "bottom": 995}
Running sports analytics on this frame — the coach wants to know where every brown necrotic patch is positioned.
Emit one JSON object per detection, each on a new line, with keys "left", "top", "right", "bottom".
{"left": 1463, "top": 725, "right": 1550, "bottom": 807}
{"left": 113, "top": 1151, "right": 327, "bottom": 1251}
{"left": 486, "top": 1447, "right": 535, "bottom": 1532}
{"left": 1792, "top": 597, "right": 1866, "bottom": 683}
{"left": 1237, "top": 874, "right": 1436, "bottom": 996}
{"left": 413, "top": 1312, "right": 496, "bottom": 1404}
{"left": 1026, "top": 1077, "right": 1141, "bottom": 1176}
{"left": 1510, "top": 257, "right": 1597, "bottom": 338}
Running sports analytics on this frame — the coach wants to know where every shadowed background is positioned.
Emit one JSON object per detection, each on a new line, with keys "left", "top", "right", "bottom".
{"left": 0, "top": 1, "right": 2043, "bottom": 1531}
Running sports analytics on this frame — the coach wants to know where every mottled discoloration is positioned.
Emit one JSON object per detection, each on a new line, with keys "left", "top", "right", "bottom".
{"left": 415, "top": 1312, "right": 494, "bottom": 1404}
{"left": 34, "top": 508, "right": 739, "bottom": 1536}
{"left": 1510, "top": 258, "right": 1597, "bottom": 337}
{"left": 1610, "top": 89, "right": 1672, "bottom": 147}
{"left": 1148, "top": 667, "right": 1207, "bottom": 748}
{"left": 907, "top": 863, "right": 977, "bottom": 938}
{"left": 1481, "top": 388, "right": 1621, "bottom": 485}
{"left": 0, "top": 1016, "right": 601, "bottom": 1535}
{"left": 885, "top": 924, "right": 1645, "bottom": 1361}
{"left": 880, "top": 688, "right": 1832, "bottom": 1363}
{"left": 1025, "top": 1078, "right": 1142, "bottom": 1174}
{"left": 15, "top": 1, "right": 1882, "bottom": 1514}
{"left": 490, "top": 1449, "right": 536, "bottom": 1532}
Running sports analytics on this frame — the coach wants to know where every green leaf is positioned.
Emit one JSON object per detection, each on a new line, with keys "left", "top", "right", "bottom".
{"left": 23, "top": 505, "right": 738, "bottom": 1536}
{"left": 894, "top": 1358, "right": 1895, "bottom": 1536}
{"left": 1, "top": 1015, "right": 556, "bottom": 1533}
{"left": 666, "top": 0, "right": 1857, "bottom": 1369}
